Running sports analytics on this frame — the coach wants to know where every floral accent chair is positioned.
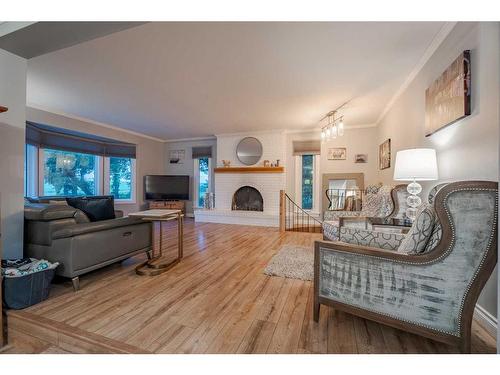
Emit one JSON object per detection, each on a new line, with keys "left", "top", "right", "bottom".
{"left": 314, "top": 181, "right": 498, "bottom": 352}
{"left": 323, "top": 185, "right": 407, "bottom": 241}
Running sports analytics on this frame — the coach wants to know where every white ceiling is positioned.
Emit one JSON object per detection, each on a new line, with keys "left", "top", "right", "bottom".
{"left": 27, "top": 22, "right": 445, "bottom": 140}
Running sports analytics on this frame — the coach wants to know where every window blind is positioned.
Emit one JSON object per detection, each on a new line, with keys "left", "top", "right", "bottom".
{"left": 292, "top": 140, "right": 321, "bottom": 155}
{"left": 192, "top": 146, "right": 212, "bottom": 159}
{"left": 26, "top": 122, "right": 136, "bottom": 159}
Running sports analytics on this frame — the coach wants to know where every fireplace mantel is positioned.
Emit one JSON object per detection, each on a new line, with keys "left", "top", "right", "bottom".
{"left": 214, "top": 166, "right": 284, "bottom": 174}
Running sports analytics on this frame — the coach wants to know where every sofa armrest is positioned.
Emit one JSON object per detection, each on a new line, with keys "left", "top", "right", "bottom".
{"left": 339, "top": 226, "right": 405, "bottom": 251}
{"left": 52, "top": 217, "right": 148, "bottom": 239}
{"left": 25, "top": 203, "right": 77, "bottom": 221}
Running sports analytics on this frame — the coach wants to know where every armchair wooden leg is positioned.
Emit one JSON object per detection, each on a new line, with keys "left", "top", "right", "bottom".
{"left": 71, "top": 276, "right": 80, "bottom": 292}
{"left": 459, "top": 338, "right": 471, "bottom": 354}
{"left": 146, "top": 250, "right": 153, "bottom": 260}
{"left": 313, "top": 300, "right": 320, "bottom": 322}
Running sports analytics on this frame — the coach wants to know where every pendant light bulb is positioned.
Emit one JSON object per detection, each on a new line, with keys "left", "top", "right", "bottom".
{"left": 338, "top": 120, "right": 344, "bottom": 136}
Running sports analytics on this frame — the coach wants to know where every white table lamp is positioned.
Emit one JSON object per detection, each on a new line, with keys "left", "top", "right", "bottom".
{"left": 393, "top": 148, "right": 438, "bottom": 220}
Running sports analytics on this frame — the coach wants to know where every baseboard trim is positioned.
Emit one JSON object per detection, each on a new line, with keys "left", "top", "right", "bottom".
{"left": 474, "top": 304, "right": 497, "bottom": 338}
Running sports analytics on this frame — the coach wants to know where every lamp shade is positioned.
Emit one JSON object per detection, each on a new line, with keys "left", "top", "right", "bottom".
{"left": 393, "top": 148, "right": 438, "bottom": 181}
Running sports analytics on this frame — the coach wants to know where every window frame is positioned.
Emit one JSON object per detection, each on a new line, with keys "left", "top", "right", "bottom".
{"left": 193, "top": 157, "right": 212, "bottom": 209}
{"left": 103, "top": 157, "right": 136, "bottom": 204}
{"left": 38, "top": 147, "right": 102, "bottom": 197}
{"left": 25, "top": 144, "right": 38, "bottom": 198}
{"left": 294, "top": 154, "right": 320, "bottom": 214}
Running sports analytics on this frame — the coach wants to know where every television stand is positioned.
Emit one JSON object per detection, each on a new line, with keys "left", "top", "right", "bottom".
{"left": 149, "top": 200, "right": 185, "bottom": 214}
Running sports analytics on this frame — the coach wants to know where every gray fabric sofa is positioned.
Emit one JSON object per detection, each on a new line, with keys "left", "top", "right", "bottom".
{"left": 24, "top": 198, "right": 152, "bottom": 290}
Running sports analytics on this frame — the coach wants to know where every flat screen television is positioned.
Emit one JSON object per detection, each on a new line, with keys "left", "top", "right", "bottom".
{"left": 144, "top": 175, "right": 190, "bottom": 200}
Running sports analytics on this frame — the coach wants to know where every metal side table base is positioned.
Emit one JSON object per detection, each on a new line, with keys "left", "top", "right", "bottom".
{"left": 134, "top": 212, "right": 184, "bottom": 276}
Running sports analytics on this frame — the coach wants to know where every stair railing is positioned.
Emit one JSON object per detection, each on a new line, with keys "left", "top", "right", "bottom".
{"left": 279, "top": 190, "right": 323, "bottom": 233}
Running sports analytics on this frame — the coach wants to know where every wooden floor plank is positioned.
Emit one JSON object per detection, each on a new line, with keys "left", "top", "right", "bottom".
{"left": 297, "top": 285, "right": 328, "bottom": 354}
{"left": 327, "top": 309, "right": 358, "bottom": 353}
{"left": 266, "top": 280, "right": 310, "bottom": 353}
{"left": 236, "top": 320, "right": 277, "bottom": 354}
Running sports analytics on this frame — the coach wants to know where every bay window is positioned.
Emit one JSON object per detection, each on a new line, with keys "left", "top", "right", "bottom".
{"left": 25, "top": 123, "right": 137, "bottom": 203}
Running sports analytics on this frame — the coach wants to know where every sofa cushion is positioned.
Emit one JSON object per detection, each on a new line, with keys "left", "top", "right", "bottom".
{"left": 397, "top": 204, "right": 436, "bottom": 254}
{"left": 360, "top": 185, "right": 393, "bottom": 217}
{"left": 66, "top": 196, "right": 116, "bottom": 222}
{"left": 423, "top": 221, "right": 442, "bottom": 253}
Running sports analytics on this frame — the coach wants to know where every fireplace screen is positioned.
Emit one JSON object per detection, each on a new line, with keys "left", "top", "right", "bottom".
{"left": 231, "top": 186, "right": 263, "bottom": 212}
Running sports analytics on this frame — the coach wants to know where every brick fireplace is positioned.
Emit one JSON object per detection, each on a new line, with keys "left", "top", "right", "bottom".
{"left": 194, "top": 131, "right": 286, "bottom": 227}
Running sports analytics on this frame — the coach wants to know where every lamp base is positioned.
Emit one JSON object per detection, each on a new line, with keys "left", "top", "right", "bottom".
{"left": 405, "top": 180, "right": 422, "bottom": 221}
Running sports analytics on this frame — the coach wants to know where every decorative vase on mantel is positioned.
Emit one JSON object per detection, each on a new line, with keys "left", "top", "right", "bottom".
{"left": 203, "top": 192, "right": 215, "bottom": 210}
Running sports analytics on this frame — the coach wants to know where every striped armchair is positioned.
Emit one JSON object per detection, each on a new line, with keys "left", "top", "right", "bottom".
{"left": 323, "top": 184, "right": 409, "bottom": 241}
{"left": 314, "top": 181, "right": 498, "bottom": 352}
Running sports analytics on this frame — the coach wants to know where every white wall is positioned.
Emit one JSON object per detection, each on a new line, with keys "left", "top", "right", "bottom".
{"left": 286, "top": 127, "right": 380, "bottom": 205}
{"left": 0, "top": 49, "right": 27, "bottom": 259}
{"left": 320, "top": 127, "right": 380, "bottom": 184}
{"left": 376, "top": 22, "right": 499, "bottom": 319}
{"left": 216, "top": 131, "right": 286, "bottom": 168}
{"left": 164, "top": 138, "right": 217, "bottom": 215}
{"left": 27, "top": 107, "right": 166, "bottom": 215}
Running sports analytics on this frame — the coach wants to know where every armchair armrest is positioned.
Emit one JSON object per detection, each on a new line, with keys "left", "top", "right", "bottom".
{"left": 338, "top": 216, "right": 371, "bottom": 229}
{"left": 323, "top": 210, "right": 361, "bottom": 221}
{"left": 316, "top": 239, "right": 409, "bottom": 261}
{"left": 339, "top": 226, "right": 405, "bottom": 251}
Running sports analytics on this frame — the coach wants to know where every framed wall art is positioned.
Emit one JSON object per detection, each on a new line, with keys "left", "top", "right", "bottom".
{"left": 425, "top": 50, "right": 471, "bottom": 136}
{"left": 379, "top": 139, "right": 391, "bottom": 170}
{"left": 354, "top": 154, "right": 368, "bottom": 163}
{"left": 327, "top": 148, "right": 346, "bottom": 160}
{"left": 169, "top": 149, "right": 185, "bottom": 164}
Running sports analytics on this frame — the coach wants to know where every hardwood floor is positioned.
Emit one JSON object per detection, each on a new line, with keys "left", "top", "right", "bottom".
{"left": 4, "top": 220, "right": 497, "bottom": 354}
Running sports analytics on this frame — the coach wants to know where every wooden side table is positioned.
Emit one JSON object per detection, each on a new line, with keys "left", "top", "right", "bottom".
{"left": 129, "top": 209, "right": 184, "bottom": 276}
{"left": 148, "top": 200, "right": 185, "bottom": 214}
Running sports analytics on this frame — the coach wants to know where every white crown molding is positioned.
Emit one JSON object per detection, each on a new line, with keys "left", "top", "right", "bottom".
{"left": 164, "top": 136, "right": 217, "bottom": 143}
{"left": 215, "top": 128, "right": 287, "bottom": 138}
{"left": 285, "top": 123, "right": 377, "bottom": 134}
{"left": 214, "top": 123, "right": 377, "bottom": 138}
{"left": 375, "top": 22, "right": 457, "bottom": 126}
{"left": 27, "top": 104, "right": 166, "bottom": 142}
{"left": 0, "top": 22, "right": 34, "bottom": 38}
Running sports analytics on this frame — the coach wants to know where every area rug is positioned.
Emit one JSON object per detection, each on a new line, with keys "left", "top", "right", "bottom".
{"left": 263, "top": 244, "right": 313, "bottom": 281}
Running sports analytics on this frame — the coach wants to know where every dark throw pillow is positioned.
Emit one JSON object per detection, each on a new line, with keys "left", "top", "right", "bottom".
{"left": 66, "top": 196, "right": 116, "bottom": 222}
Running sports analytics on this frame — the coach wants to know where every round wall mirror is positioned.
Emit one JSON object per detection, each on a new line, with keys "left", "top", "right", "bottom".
{"left": 236, "top": 137, "right": 263, "bottom": 165}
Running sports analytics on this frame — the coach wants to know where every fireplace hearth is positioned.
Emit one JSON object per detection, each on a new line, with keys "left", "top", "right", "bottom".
{"left": 232, "top": 186, "right": 263, "bottom": 212}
